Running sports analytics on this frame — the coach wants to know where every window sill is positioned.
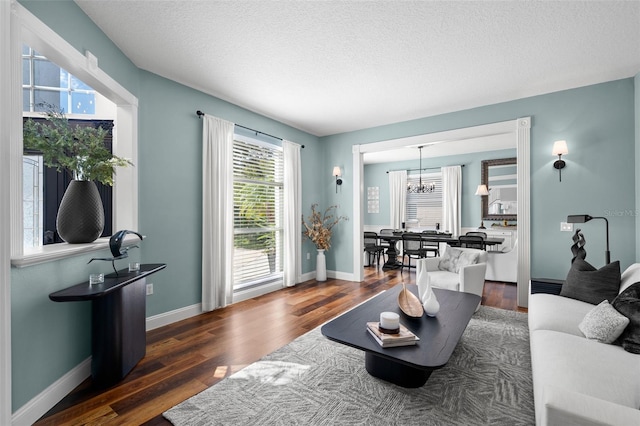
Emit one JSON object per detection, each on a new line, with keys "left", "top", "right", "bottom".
{"left": 11, "top": 234, "right": 143, "bottom": 268}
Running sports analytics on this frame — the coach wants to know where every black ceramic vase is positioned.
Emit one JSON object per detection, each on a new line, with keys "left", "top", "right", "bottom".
{"left": 56, "top": 180, "right": 105, "bottom": 243}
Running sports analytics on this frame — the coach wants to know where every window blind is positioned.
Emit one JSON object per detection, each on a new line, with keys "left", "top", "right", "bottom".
{"left": 406, "top": 172, "right": 443, "bottom": 227}
{"left": 233, "top": 138, "right": 284, "bottom": 289}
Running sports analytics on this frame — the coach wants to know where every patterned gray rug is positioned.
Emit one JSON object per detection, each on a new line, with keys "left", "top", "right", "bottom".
{"left": 164, "top": 306, "right": 533, "bottom": 425}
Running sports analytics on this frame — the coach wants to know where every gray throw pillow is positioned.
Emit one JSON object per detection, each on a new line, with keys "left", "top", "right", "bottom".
{"left": 612, "top": 282, "right": 640, "bottom": 354}
{"left": 578, "top": 300, "right": 629, "bottom": 344}
{"left": 560, "top": 259, "right": 621, "bottom": 305}
{"left": 438, "top": 246, "right": 462, "bottom": 273}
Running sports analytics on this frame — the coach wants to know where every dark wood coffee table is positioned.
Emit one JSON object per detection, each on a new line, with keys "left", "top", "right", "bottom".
{"left": 321, "top": 284, "right": 480, "bottom": 388}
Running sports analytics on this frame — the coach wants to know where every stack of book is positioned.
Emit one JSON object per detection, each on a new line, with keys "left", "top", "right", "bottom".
{"left": 366, "top": 321, "right": 419, "bottom": 348}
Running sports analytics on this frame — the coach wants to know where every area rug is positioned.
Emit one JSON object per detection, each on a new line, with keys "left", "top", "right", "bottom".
{"left": 164, "top": 306, "right": 534, "bottom": 425}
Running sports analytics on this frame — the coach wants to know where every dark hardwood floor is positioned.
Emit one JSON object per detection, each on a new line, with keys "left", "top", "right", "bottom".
{"left": 36, "top": 266, "right": 526, "bottom": 425}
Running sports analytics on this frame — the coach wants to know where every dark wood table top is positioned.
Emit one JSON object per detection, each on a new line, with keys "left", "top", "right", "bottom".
{"left": 321, "top": 284, "right": 480, "bottom": 371}
{"left": 49, "top": 263, "right": 166, "bottom": 302}
{"left": 379, "top": 233, "right": 504, "bottom": 246}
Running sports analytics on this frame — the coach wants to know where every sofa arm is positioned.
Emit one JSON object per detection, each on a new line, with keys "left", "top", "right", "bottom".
{"left": 542, "top": 384, "right": 640, "bottom": 426}
{"left": 530, "top": 278, "right": 564, "bottom": 295}
{"left": 459, "top": 263, "right": 487, "bottom": 298}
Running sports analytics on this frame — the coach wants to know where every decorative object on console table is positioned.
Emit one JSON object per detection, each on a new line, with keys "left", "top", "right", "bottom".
{"left": 302, "top": 204, "right": 348, "bottom": 282}
{"left": 567, "top": 214, "right": 610, "bottom": 264}
{"left": 22, "top": 104, "right": 132, "bottom": 243}
{"left": 88, "top": 230, "right": 143, "bottom": 275}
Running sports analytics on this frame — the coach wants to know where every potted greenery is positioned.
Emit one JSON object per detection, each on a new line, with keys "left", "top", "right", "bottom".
{"left": 23, "top": 105, "right": 132, "bottom": 243}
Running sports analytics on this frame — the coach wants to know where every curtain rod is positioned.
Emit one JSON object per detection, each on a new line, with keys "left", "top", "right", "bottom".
{"left": 386, "top": 164, "right": 465, "bottom": 174}
{"left": 196, "top": 110, "right": 304, "bottom": 148}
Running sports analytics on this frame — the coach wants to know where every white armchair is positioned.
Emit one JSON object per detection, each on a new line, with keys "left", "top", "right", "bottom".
{"left": 423, "top": 246, "right": 487, "bottom": 310}
{"left": 486, "top": 239, "right": 518, "bottom": 283}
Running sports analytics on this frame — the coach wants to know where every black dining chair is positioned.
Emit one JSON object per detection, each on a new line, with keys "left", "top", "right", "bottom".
{"left": 363, "top": 232, "right": 385, "bottom": 267}
{"left": 401, "top": 232, "right": 427, "bottom": 271}
{"left": 466, "top": 231, "right": 487, "bottom": 239}
{"left": 421, "top": 230, "right": 440, "bottom": 257}
{"left": 459, "top": 235, "right": 486, "bottom": 250}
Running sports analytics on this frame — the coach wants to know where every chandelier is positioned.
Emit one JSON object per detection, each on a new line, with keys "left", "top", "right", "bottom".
{"left": 407, "top": 146, "right": 436, "bottom": 193}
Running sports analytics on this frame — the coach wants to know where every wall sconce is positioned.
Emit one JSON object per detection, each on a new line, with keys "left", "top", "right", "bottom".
{"left": 567, "top": 214, "right": 610, "bottom": 265}
{"left": 475, "top": 184, "right": 489, "bottom": 229}
{"left": 552, "top": 140, "right": 568, "bottom": 182}
{"left": 332, "top": 166, "right": 342, "bottom": 193}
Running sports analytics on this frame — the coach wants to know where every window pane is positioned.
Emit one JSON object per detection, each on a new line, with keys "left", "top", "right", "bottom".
{"left": 33, "top": 90, "right": 60, "bottom": 111}
{"left": 22, "top": 58, "right": 30, "bottom": 85}
{"left": 22, "top": 44, "right": 30, "bottom": 56}
{"left": 71, "top": 75, "right": 92, "bottom": 91}
{"left": 34, "top": 59, "right": 61, "bottom": 88}
{"left": 71, "top": 92, "right": 95, "bottom": 114}
{"left": 23, "top": 89, "right": 30, "bottom": 112}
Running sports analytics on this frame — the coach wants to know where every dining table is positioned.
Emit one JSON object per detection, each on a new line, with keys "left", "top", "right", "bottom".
{"left": 378, "top": 232, "right": 505, "bottom": 270}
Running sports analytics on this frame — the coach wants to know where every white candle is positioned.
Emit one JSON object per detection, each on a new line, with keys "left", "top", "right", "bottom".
{"left": 380, "top": 311, "right": 400, "bottom": 330}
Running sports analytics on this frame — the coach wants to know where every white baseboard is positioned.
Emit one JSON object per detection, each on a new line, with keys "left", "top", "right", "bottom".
{"left": 12, "top": 357, "right": 91, "bottom": 426}
{"left": 145, "top": 303, "right": 202, "bottom": 331}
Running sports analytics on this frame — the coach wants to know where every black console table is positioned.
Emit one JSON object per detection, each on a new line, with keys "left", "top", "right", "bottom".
{"left": 49, "top": 263, "right": 166, "bottom": 387}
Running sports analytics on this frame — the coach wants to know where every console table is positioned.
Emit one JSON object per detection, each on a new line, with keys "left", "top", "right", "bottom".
{"left": 49, "top": 263, "right": 166, "bottom": 387}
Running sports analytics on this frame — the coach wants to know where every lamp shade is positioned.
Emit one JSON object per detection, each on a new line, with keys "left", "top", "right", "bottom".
{"left": 552, "top": 140, "right": 568, "bottom": 156}
{"left": 475, "top": 184, "right": 489, "bottom": 196}
{"left": 332, "top": 166, "right": 342, "bottom": 177}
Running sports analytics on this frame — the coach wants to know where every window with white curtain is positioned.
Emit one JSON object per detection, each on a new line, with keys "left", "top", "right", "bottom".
{"left": 406, "top": 171, "right": 443, "bottom": 227}
{"left": 233, "top": 136, "right": 284, "bottom": 290}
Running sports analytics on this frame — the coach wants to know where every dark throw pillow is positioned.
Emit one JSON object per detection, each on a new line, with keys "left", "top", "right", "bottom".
{"left": 560, "top": 259, "right": 621, "bottom": 305}
{"left": 612, "top": 282, "right": 640, "bottom": 354}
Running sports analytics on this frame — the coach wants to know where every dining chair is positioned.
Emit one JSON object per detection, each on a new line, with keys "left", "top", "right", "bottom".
{"left": 401, "top": 232, "right": 426, "bottom": 271}
{"left": 363, "top": 232, "right": 385, "bottom": 267}
{"left": 465, "top": 231, "right": 487, "bottom": 239}
{"left": 420, "top": 230, "right": 440, "bottom": 257}
{"left": 459, "top": 235, "right": 486, "bottom": 250}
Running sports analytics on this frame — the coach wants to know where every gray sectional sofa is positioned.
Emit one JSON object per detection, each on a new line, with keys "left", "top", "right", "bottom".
{"left": 528, "top": 264, "right": 640, "bottom": 426}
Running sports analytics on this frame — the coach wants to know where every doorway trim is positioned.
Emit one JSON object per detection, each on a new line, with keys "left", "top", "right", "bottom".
{"left": 352, "top": 118, "right": 531, "bottom": 307}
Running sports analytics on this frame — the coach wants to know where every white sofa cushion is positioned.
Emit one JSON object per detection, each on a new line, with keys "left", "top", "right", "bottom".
{"left": 528, "top": 293, "right": 594, "bottom": 336}
{"left": 427, "top": 270, "right": 460, "bottom": 291}
{"left": 530, "top": 329, "right": 640, "bottom": 423}
{"left": 620, "top": 263, "right": 640, "bottom": 293}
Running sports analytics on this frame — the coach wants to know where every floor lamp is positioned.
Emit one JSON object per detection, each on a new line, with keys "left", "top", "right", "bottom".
{"left": 567, "top": 215, "right": 610, "bottom": 264}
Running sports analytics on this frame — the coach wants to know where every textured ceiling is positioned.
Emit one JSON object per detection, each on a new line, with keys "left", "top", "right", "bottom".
{"left": 75, "top": 0, "right": 640, "bottom": 137}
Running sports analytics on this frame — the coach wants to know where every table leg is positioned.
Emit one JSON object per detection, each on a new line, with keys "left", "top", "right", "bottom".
{"left": 91, "top": 277, "right": 146, "bottom": 387}
{"left": 365, "top": 352, "right": 432, "bottom": 388}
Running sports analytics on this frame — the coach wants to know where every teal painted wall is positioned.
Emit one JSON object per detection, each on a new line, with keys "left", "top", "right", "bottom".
{"left": 137, "top": 71, "right": 320, "bottom": 316}
{"left": 9, "top": 0, "right": 638, "bottom": 415}
{"left": 11, "top": 0, "right": 321, "bottom": 412}
{"left": 363, "top": 149, "right": 516, "bottom": 228}
{"left": 322, "top": 79, "right": 637, "bottom": 279}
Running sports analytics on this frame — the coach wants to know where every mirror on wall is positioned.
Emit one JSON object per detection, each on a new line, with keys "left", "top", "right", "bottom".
{"left": 481, "top": 157, "right": 517, "bottom": 221}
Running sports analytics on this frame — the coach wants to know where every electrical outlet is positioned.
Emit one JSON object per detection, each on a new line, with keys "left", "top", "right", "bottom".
{"left": 306, "top": 252, "right": 310, "bottom": 260}
{"left": 560, "top": 222, "right": 573, "bottom": 232}
{"left": 146, "top": 283, "right": 153, "bottom": 295}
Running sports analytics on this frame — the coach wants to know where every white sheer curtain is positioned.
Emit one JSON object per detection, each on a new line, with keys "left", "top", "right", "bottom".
{"left": 202, "top": 115, "right": 235, "bottom": 311}
{"left": 442, "top": 166, "right": 462, "bottom": 237}
{"left": 389, "top": 170, "right": 407, "bottom": 229}
{"left": 282, "top": 140, "right": 301, "bottom": 287}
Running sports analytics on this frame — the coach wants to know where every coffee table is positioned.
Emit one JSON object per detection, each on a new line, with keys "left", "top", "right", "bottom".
{"left": 321, "top": 284, "right": 480, "bottom": 388}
